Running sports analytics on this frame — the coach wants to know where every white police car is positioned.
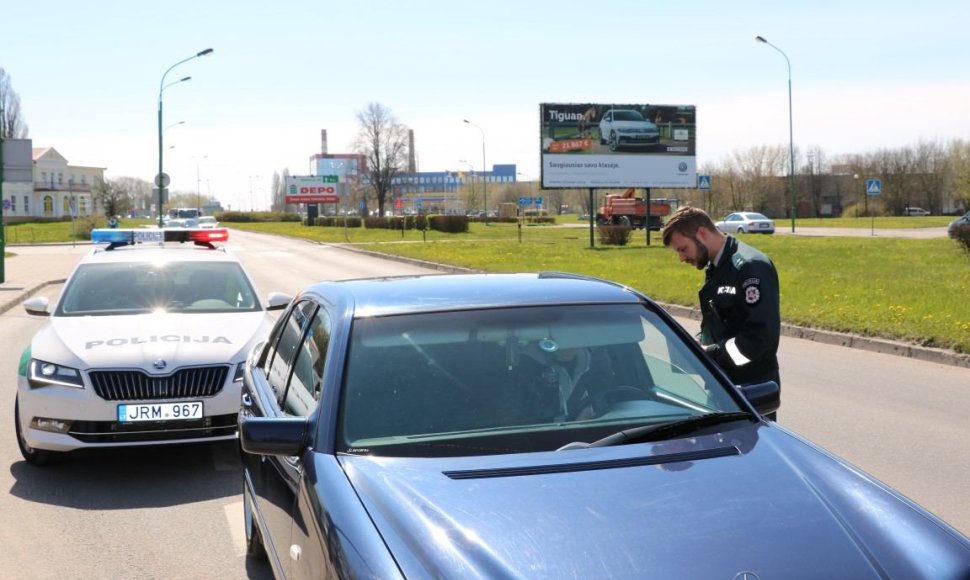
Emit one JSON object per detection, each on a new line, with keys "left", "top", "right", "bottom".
{"left": 15, "top": 227, "right": 292, "bottom": 465}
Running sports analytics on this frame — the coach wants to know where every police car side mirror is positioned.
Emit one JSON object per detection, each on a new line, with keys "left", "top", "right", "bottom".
{"left": 23, "top": 297, "right": 51, "bottom": 317}
{"left": 265, "top": 292, "right": 293, "bottom": 311}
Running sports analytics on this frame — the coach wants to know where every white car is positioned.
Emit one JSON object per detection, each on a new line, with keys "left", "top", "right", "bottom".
{"left": 903, "top": 207, "right": 931, "bottom": 216}
{"left": 598, "top": 109, "right": 661, "bottom": 151}
{"left": 15, "top": 227, "right": 291, "bottom": 465}
{"left": 715, "top": 212, "right": 775, "bottom": 235}
{"left": 197, "top": 216, "right": 219, "bottom": 229}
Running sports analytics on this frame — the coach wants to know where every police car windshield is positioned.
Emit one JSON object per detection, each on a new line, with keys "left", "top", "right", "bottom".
{"left": 56, "top": 262, "right": 260, "bottom": 316}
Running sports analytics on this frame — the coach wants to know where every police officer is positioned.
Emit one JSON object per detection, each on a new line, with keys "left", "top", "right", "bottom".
{"left": 661, "top": 206, "right": 781, "bottom": 419}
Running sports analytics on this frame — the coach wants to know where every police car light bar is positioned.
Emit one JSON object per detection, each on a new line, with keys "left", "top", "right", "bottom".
{"left": 91, "top": 228, "right": 229, "bottom": 249}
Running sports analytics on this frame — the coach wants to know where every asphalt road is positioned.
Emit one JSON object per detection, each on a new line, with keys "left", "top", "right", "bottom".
{"left": 0, "top": 229, "right": 966, "bottom": 579}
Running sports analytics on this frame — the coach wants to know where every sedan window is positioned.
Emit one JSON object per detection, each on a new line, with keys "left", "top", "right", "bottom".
{"left": 336, "top": 304, "right": 740, "bottom": 457}
{"left": 266, "top": 300, "right": 317, "bottom": 401}
{"left": 283, "top": 309, "right": 331, "bottom": 417}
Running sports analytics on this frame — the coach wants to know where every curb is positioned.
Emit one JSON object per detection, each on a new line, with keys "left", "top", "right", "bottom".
{"left": 336, "top": 243, "right": 970, "bottom": 370}
{"left": 0, "top": 280, "right": 66, "bottom": 316}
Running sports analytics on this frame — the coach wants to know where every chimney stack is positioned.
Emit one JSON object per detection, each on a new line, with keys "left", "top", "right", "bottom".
{"left": 321, "top": 129, "right": 328, "bottom": 155}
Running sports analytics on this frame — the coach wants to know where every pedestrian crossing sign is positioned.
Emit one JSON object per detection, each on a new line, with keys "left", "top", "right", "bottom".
{"left": 866, "top": 179, "right": 882, "bottom": 196}
{"left": 697, "top": 175, "right": 711, "bottom": 190}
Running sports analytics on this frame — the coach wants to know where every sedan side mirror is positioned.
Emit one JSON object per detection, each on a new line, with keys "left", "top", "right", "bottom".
{"left": 239, "top": 416, "right": 308, "bottom": 456}
{"left": 738, "top": 381, "right": 780, "bottom": 416}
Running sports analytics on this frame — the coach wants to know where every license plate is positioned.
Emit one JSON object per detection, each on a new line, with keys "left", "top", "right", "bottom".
{"left": 118, "top": 401, "right": 203, "bottom": 422}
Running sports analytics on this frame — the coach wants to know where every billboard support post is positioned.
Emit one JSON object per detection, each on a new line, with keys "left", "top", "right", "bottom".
{"left": 645, "top": 188, "right": 652, "bottom": 246}
{"left": 588, "top": 188, "right": 595, "bottom": 249}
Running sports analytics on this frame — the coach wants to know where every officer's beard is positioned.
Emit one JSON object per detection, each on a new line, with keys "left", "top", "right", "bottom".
{"left": 692, "top": 236, "right": 709, "bottom": 270}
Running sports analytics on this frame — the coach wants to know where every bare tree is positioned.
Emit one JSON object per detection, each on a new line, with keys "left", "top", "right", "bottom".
{"left": 803, "top": 146, "right": 827, "bottom": 217}
{"left": 912, "top": 139, "right": 948, "bottom": 213}
{"left": 353, "top": 102, "right": 409, "bottom": 217}
{"left": 113, "top": 176, "right": 153, "bottom": 215}
{"left": 92, "top": 178, "right": 131, "bottom": 218}
{"left": 0, "top": 67, "right": 29, "bottom": 138}
{"left": 947, "top": 139, "right": 970, "bottom": 212}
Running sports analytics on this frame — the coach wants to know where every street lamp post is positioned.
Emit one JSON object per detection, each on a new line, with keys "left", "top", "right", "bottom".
{"left": 249, "top": 175, "right": 260, "bottom": 212}
{"left": 194, "top": 155, "right": 208, "bottom": 212}
{"left": 157, "top": 48, "right": 213, "bottom": 227}
{"left": 463, "top": 119, "right": 487, "bottom": 224}
{"left": 756, "top": 35, "right": 796, "bottom": 233}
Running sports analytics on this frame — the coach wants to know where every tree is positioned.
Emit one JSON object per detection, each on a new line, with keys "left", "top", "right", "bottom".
{"left": 112, "top": 176, "right": 153, "bottom": 215}
{"left": 0, "top": 67, "right": 29, "bottom": 138}
{"left": 353, "top": 102, "right": 409, "bottom": 217}
{"left": 92, "top": 178, "right": 131, "bottom": 218}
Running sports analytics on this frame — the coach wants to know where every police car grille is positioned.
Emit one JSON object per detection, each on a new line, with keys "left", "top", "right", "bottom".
{"left": 89, "top": 366, "right": 230, "bottom": 401}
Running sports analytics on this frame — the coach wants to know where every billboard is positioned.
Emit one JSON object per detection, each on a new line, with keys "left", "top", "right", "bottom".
{"left": 285, "top": 175, "right": 345, "bottom": 204}
{"left": 539, "top": 103, "right": 696, "bottom": 189}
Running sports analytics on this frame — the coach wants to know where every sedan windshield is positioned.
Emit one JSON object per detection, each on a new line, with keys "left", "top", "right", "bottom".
{"left": 56, "top": 261, "right": 260, "bottom": 316}
{"left": 337, "top": 304, "right": 743, "bottom": 457}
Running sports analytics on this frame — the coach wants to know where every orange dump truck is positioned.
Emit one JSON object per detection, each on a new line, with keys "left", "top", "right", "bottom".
{"left": 596, "top": 188, "right": 672, "bottom": 230}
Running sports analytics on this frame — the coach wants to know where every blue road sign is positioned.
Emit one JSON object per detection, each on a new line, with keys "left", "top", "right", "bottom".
{"left": 698, "top": 175, "right": 711, "bottom": 190}
{"left": 518, "top": 196, "right": 531, "bottom": 206}
{"left": 535, "top": 196, "right": 543, "bottom": 205}
{"left": 866, "top": 179, "right": 882, "bottom": 196}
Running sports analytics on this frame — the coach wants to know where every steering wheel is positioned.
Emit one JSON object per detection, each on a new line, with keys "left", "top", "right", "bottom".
{"left": 569, "top": 385, "right": 649, "bottom": 420}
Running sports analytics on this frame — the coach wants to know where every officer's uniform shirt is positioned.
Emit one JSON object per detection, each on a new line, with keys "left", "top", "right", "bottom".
{"left": 699, "top": 235, "right": 780, "bottom": 386}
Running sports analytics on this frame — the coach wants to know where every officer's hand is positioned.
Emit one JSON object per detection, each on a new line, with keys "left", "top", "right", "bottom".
{"left": 703, "top": 343, "right": 732, "bottom": 368}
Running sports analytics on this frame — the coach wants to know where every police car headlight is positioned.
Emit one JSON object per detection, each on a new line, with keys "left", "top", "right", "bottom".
{"left": 29, "top": 359, "right": 84, "bottom": 389}
{"left": 232, "top": 363, "right": 245, "bottom": 384}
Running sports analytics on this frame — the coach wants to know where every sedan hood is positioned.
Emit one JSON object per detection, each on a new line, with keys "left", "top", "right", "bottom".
{"left": 341, "top": 425, "right": 969, "bottom": 578}
{"left": 33, "top": 312, "right": 272, "bottom": 370}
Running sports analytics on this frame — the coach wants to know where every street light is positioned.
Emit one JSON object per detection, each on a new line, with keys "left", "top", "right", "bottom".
{"left": 756, "top": 35, "right": 796, "bottom": 233}
{"left": 194, "top": 155, "right": 208, "bottom": 211}
{"left": 249, "top": 175, "right": 260, "bottom": 212}
{"left": 463, "top": 119, "right": 487, "bottom": 224}
{"left": 459, "top": 159, "right": 475, "bottom": 213}
{"left": 157, "top": 48, "right": 213, "bottom": 227}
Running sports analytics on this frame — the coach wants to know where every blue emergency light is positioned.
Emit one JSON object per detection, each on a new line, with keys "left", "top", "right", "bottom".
{"left": 91, "top": 228, "right": 229, "bottom": 249}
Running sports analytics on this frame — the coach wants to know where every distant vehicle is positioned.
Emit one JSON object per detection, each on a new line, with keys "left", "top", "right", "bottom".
{"left": 903, "top": 207, "right": 931, "bottom": 216}
{"left": 715, "top": 212, "right": 775, "bottom": 235}
{"left": 596, "top": 188, "right": 672, "bottom": 230}
{"left": 197, "top": 216, "right": 219, "bottom": 229}
{"left": 598, "top": 109, "right": 661, "bottom": 151}
{"left": 238, "top": 272, "right": 970, "bottom": 579}
{"left": 15, "top": 227, "right": 292, "bottom": 465}
{"left": 948, "top": 210, "right": 970, "bottom": 238}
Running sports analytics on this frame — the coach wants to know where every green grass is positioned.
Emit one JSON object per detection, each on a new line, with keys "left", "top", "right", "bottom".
{"left": 787, "top": 216, "right": 954, "bottom": 229}
{"left": 229, "top": 221, "right": 970, "bottom": 354}
{"left": 8, "top": 218, "right": 968, "bottom": 353}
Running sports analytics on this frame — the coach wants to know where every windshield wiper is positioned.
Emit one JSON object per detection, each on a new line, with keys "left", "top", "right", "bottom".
{"left": 586, "top": 412, "right": 755, "bottom": 448}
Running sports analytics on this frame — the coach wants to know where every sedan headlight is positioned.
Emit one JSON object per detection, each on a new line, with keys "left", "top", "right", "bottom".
{"left": 29, "top": 359, "right": 84, "bottom": 389}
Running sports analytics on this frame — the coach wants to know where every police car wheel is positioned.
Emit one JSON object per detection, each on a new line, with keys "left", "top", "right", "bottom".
{"left": 15, "top": 396, "right": 63, "bottom": 466}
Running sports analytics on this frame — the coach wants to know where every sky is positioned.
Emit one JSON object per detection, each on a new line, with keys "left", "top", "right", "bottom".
{"left": 3, "top": 0, "right": 969, "bottom": 210}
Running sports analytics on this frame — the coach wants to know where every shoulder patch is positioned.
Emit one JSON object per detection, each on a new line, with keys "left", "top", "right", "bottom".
{"left": 742, "top": 277, "right": 760, "bottom": 288}
{"left": 744, "top": 285, "right": 761, "bottom": 305}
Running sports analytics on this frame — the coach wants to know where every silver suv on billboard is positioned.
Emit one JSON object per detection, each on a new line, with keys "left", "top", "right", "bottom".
{"left": 599, "top": 109, "right": 661, "bottom": 151}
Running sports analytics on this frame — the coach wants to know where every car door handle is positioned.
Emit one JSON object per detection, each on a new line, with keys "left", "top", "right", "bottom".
{"left": 241, "top": 393, "right": 253, "bottom": 408}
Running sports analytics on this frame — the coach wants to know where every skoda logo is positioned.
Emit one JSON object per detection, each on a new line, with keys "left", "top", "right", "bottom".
{"left": 678, "top": 161, "right": 688, "bottom": 172}
{"left": 153, "top": 359, "right": 167, "bottom": 370}
{"left": 734, "top": 573, "right": 761, "bottom": 580}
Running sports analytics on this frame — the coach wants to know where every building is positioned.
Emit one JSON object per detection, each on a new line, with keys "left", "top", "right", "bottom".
{"left": 32, "top": 147, "right": 104, "bottom": 219}
{"left": 1, "top": 141, "right": 105, "bottom": 221}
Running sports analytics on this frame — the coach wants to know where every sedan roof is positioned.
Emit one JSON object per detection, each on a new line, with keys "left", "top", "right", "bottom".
{"left": 303, "top": 273, "right": 646, "bottom": 318}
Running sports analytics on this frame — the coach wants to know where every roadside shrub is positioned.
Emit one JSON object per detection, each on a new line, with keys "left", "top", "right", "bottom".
{"left": 953, "top": 224, "right": 970, "bottom": 254}
{"left": 216, "top": 211, "right": 301, "bottom": 223}
{"left": 597, "top": 225, "right": 632, "bottom": 246}
{"left": 364, "top": 216, "right": 390, "bottom": 229}
{"left": 72, "top": 216, "right": 103, "bottom": 240}
{"left": 428, "top": 215, "right": 469, "bottom": 233}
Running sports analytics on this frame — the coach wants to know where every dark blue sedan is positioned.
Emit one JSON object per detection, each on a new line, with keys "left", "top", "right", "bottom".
{"left": 239, "top": 273, "right": 970, "bottom": 579}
